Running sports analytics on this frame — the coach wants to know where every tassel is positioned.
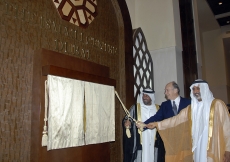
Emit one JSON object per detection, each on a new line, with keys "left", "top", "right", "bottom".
{"left": 42, "top": 125, "right": 48, "bottom": 146}
{"left": 42, "top": 80, "right": 48, "bottom": 147}
{"left": 42, "top": 134, "right": 48, "bottom": 146}
{"left": 126, "top": 128, "right": 131, "bottom": 138}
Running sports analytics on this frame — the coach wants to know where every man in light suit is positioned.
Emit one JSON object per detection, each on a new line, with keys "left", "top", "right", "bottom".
{"left": 137, "top": 81, "right": 191, "bottom": 162}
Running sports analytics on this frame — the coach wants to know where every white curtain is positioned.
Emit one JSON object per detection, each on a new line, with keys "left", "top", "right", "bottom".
{"left": 47, "top": 75, "right": 85, "bottom": 150}
{"left": 84, "top": 82, "right": 115, "bottom": 145}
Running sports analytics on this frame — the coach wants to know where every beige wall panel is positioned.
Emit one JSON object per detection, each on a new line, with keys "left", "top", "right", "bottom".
{"left": 202, "top": 29, "right": 226, "bottom": 85}
{"left": 202, "top": 29, "right": 228, "bottom": 102}
{"left": 127, "top": 0, "right": 180, "bottom": 51}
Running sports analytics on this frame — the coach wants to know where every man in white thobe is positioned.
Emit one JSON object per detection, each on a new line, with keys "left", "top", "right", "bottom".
{"left": 123, "top": 89, "right": 158, "bottom": 162}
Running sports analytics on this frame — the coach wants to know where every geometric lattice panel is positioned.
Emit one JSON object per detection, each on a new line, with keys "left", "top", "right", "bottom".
{"left": 133, "top": 28, "right": 154, "bottom": 99}
{"left": 52, "top": 0, "right": 98, "bottom": 28}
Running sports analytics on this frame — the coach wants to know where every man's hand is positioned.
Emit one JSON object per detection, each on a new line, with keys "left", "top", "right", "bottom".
{"left": 136, "top": 121, "right": 147, "bottom": 129}
{"left": 146, "top": 122, "right": 157, "bottom": 129}
{"left": 223, "top": 151, "right": 230, "bottom": 162}
{"left": 124, "top": 120, "right": 131, "bottom": 128}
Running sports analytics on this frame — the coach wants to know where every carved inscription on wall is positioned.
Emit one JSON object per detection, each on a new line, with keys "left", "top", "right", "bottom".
{"left": 1, "top": 0, "right": 117, "bottom": 60}
{"left": 0, "top": 0, "right": 120, "bottom": 161}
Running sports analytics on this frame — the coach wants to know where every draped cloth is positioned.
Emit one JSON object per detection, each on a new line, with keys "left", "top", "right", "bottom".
{"left": 157, "top": 99, "right": 230, "bottom": 162}
{"left": 84, "top": 82, "right": 115, "bottom": 145}
{"left": 157, "top": 106, "right": 193, "bottom": 162}
{"left": 46, "top": 75, "right": 85, "bottom": 150}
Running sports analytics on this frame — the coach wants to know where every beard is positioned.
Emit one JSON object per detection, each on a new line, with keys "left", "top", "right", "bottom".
{"left": 143, "top": 99, "right": 151, "bottom": 105}
{"left": 194, "top": 93, "right": 202, "bottom": 101}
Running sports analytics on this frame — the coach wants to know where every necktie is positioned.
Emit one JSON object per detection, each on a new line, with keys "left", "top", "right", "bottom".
{"left": 172, "top": 101, "right": 177, "bottom": 115}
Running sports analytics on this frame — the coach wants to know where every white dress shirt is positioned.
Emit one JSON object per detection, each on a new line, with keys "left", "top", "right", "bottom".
{"left": 170, "top": 96, "right": 180, "bottom": 111}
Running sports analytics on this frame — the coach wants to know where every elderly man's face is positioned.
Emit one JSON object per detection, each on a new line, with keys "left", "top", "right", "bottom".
{"left": 192, "top": 86, "right": 202, "bottom": 101}
{"left": 142, "top": 93, "right": 152, "bottom": 105}
{"left": 164, "top": 83, "right": 178, "bottom": 100}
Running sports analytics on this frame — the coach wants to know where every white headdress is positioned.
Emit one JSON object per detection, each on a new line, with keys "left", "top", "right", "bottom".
{"left": 190, "top": 79, "right": 214, "bottom": 152}
{"left": 139, "top": 88, "right": 156, "bottom": 110}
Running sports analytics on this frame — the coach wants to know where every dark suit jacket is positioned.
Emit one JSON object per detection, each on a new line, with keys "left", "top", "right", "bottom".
{"left": 144, "top": 97, "right": 191, "bottom": 124}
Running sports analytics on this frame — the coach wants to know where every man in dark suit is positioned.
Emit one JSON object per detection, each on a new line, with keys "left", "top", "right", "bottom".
{"left": 136, "top": 81, "right": 191, "bottom": 162}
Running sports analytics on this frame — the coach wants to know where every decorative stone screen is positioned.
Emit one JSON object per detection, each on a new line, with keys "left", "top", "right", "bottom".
{"left": 132, "top": 28, "right": 154, "bottom": 99}
{"left": 52, "top": 0, "right": 98, "bottom": 28}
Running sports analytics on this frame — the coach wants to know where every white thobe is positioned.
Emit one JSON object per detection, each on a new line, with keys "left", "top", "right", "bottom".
{"left": 194, "top": 126, "right": 208, "bottom": 162}
{"left": 141, "top": 107, "right": 157, "bottom": 162}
